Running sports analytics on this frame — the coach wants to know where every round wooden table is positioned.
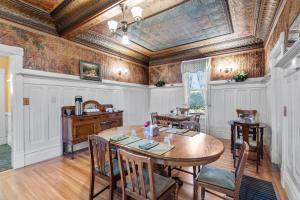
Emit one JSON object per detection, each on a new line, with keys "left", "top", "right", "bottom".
{"left": 98, "top": 125, "right": 225, "bottom": 167}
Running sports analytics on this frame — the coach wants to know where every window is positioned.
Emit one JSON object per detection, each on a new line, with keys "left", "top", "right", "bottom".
{"left": 188, "top": 73, "right": 205, "bottom": 113}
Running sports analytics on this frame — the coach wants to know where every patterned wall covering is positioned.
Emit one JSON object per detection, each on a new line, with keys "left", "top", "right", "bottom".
{"left": 149, "top": 49, "right": 265, "bottom": 84}
{"left": 149, "top": 62, "right": 182, "bottom": 85}
{"left": 0, "top": 20, "right": 148, "bottom": 85}
{"left": 210, "top": 49, "right": 265, "bottom": 80}
{"left": 265, "top": 0, "right": 300, "bottom": 73}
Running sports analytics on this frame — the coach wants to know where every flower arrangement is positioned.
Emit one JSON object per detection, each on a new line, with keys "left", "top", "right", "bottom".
{"left": 154, "top": 80, "right": 165, "bottom": 87}
{"left": 232, "top": 71, "right": 248, "bottom": 82}
{"left": 144, "top": 121, "right": 151, "bottom": 127}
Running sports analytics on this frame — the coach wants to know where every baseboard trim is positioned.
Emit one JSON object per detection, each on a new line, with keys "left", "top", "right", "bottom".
{"left": 283, "top": 170, "right": 300, "bottom": 200}
{"left": 25, "top": 145, "right": 61, "bottom": 166}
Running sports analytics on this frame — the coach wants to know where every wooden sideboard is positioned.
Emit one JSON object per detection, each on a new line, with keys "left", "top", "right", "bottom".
{"left": 62, "top": 105, "right": 123, "bottom": 159}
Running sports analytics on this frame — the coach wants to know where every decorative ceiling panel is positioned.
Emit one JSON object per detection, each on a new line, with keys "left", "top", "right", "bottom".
{"left": 126, "top": 0, "right": 232, "bottom": 51}
{"left": 21, "top": 0, "right": 63, "bottom": 12}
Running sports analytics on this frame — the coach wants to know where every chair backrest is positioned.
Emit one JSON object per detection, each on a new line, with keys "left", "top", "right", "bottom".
{"left": 236, "top": 109, "right": 257, "bottom": 119}
{"left": 177, "top": 107, "right": 189, "bottom": 115}
{"left": 155, "top": 116, "right": 171, "bottom": 127}
{"left": 180, "top": 121, "right": 200, "bottom": 132}
{"left": 151, "top": 112, "right": 158, "bottom": 124}
{"left": 118, "top": 148, "right": 155, "bottom": 200}
{"left": 194, "top": 114, "right": 201, "bottom": 123}
{"left": 88, "top": 135, "right": 113, "bottom": 180}
{"left": 234, "top": 142, "right": 249, "bottom": 196}
{"left": 233, "top": 122, "right": 260, "bottom": 145}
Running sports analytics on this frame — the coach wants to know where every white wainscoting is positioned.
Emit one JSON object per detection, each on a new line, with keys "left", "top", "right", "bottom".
{"left": 22, "top": 72, "right": 149, "bottom": 165}
{"left": 149, "top": 85, "right": 184, "bottom": 116}
{"left": 209, "top": 80, "right": 269, "bottom": 141}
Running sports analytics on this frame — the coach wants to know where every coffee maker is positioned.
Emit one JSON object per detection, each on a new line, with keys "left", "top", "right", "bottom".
{"left": 75, "top": 96, "right": 83, "bottom": 115}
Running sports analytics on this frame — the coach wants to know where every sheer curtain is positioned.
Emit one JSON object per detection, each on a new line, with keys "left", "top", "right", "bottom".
{"left": 181, "top": 58, "right": 211, "bottom": 132}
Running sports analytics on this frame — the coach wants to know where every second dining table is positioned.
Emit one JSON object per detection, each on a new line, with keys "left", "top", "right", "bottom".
{"left": 98, "top": 125, "right": 224, "bottom": 177}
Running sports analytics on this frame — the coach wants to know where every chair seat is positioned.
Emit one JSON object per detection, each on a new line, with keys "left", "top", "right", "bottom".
{"left": 126, "top": 172, "right": 176, "bottom": 199}
{"left": 195, "top": 165, "right": 235, "bottom": 191}
{"left": 235, "top": 138, "right": 257, "bottom": 147}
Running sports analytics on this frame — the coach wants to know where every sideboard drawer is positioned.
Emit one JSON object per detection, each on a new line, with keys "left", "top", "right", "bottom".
{"left": 73, "top": 122, "right": 95, "bottom": 141}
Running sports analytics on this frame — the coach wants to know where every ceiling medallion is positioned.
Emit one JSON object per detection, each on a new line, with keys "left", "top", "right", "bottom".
{"left": 107, "top": 4, "right": 143, "bottom": 45}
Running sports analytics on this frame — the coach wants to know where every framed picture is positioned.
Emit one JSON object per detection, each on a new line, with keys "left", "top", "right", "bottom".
{"left": 80, "top": 60, "right": 101, "bottom": 81}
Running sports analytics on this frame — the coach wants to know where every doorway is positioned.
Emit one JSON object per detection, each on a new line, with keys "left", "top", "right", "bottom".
{"left": 0, "top": 56, "right": 11, "bottom": 172}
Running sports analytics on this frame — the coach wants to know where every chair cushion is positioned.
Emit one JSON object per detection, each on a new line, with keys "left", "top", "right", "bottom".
{"left": 126, "top": 171, "right": 176, "bottom": 199}
{"left": 196, "top": 165, "right": 235, "bottom": 191}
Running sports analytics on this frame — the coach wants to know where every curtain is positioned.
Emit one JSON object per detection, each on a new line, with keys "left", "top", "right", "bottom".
{"left": 181, "top": 58, "right": 211, "bottom": 133}
{"left": 181, "top": 58, "right": 210, "bottom": 105}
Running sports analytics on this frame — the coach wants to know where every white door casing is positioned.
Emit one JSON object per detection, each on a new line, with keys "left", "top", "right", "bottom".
{"left": 0, "top": 68, "right": 5, "bottom": 144}
{"left": 0, "top": 44, "right": 24, "bottom": 169}
{"left": 269, "top": 32, "right": 285, "bottom": 166}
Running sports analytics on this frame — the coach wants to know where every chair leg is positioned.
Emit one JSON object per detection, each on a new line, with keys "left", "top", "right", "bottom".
{"left": 89, "top": 173, "right": 95, "bottom": 200}
{"left": 122, "top": 192, "right": 127, "bottom": 200}
{"left": 201, "top": 187, "right": 205, "bottom": 200}
{"left": 109, "top": 185, "right": 114, "bottom": 200}
{"left": 193, "top": 182, "right": 198, "bottom": 200}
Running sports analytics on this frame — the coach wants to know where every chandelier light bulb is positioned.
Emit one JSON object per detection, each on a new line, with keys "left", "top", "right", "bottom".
{"left": 131, "top": 6, "right": 143, "bottom": 22}
{"left": 122, "top": 34, "right": 129, "bottom": 45}
{"left": 107, "top": 20, "right": 118, "bottom": 33}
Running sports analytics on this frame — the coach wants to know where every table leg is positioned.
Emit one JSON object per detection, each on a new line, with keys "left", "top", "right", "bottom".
{"left": 260, "top": 127, "right": 264, "bottom": 159}
{"left": 231, "top": 124, "right": 234, "bottom": 152}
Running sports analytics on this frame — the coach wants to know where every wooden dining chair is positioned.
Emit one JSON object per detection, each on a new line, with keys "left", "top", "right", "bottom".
{"left": 151, "top": 112, "right": 158, "bottom": 125}
{"left": 233, "top": 122, "right": 262, "bottom": 173}
{"left": 156, "top": 116, "right": 171, "bottom": 127}
{"left": 194, "top": 114, "right": 201, "bottom": 123}
{"left": 117, "top": 148, "right": 178, "bottom": 200}
{"left": 236, "top": 109, "right": 257, "bottom": 139}
{"left": 180, "top": 121, "right": 200, "bottom": 132}
{"left": 194, "top": 142, "right": 249, "bottom": 200}
{"left": 88, "top": 135, "right": 121, "bottom": 200}
{"left": 236, "top": 109, "right": 257, "bottom": 119}
{"left": 177, "top": 107, "right": 189, "bottom": 115}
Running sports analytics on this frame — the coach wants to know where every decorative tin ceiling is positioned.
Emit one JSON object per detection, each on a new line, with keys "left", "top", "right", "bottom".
{"left": 0, "top": 0, "right": 282, "bottom": 65}
{"left": 126, "top": 0, "right": 232, "bottom": 51}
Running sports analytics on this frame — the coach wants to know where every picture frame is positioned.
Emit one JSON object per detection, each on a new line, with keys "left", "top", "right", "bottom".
{"left": 80, "top": 60, "right": 101, "bottom": 81}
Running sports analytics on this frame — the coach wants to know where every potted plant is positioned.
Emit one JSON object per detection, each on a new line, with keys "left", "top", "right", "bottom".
{"left": 154, "top": 80, "right": 166, "bottom": 87}
{"left": 232, "top": 71, "right": 248, "bottom": 82}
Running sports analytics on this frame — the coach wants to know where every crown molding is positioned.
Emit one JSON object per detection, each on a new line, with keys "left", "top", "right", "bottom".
{"left": 0, "top": 0, "right": 57, "bottom": 35}
{"left": 255, "top": 0, "right": 282, "bottom": 40}
{"left": 149, "top": 37, "right": 264, "bottom": 66}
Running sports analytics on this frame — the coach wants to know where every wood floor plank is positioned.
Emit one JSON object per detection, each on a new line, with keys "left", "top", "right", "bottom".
{"left": 0, "top": 139, "right": 288, "bottom": 200}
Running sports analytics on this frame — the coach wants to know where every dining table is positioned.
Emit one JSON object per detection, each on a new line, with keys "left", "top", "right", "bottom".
{"left": 155, "top": 114, "right": 193, "bottom": 127}
{"left": 228, "top": 120, "right": 268, "bottom": 158}
{"left": 98, "top": 125, "right": 224, "bottom": 182}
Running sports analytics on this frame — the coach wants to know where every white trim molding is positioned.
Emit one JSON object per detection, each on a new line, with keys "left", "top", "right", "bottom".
{"left": 0, "top": 43, "right": 25, "bottom": 169}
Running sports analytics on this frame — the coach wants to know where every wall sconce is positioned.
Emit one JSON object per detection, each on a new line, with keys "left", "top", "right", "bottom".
{"left": 117, "top": 68, "right": 128, "bottom": 76}
{"left": 219, "top": 67, "right": 233, "bottom": 73}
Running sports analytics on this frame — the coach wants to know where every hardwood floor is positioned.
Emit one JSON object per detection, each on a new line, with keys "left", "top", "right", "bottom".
{"left": 0, "top": 139, "right": 287, "bottom": 200}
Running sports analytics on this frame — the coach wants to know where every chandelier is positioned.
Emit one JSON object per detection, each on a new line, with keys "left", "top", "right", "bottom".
{"left": 107, "top": 4, "right": 143, "bottom": 45}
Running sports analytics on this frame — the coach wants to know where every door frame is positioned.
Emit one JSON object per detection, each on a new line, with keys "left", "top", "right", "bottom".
{"left": 0, "top": 44, "right": 24, "bottom": 169}
{"left": 0, "top": 68, "right": 5, "bottom": 144}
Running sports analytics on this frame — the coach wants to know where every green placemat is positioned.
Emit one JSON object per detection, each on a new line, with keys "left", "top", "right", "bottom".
{"left": 116, "top": 136, "right": 142, "bottom": 146}
{"left": 127, "top": 139, "right": 174, "bottom": 155}
{"left": 183, "top": 131, "right": 199, "bottom": 137}
{"left": 166, "top": 128, "right": 189, "bottom": 134}
{"left": 103, "top": 135, "right": 142, "bottom": 146}
{"left": 159, "top": 127, "right": 168, "bottom": 132}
